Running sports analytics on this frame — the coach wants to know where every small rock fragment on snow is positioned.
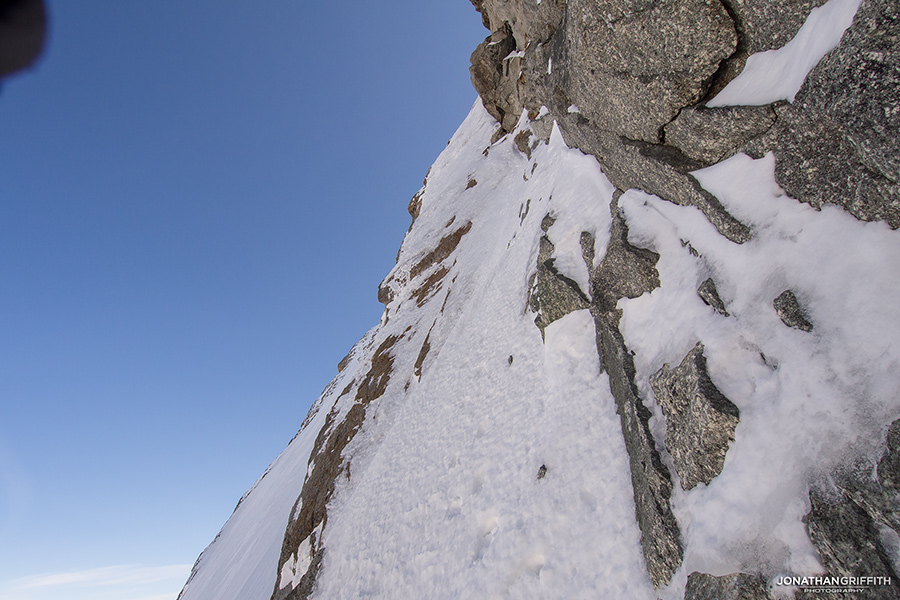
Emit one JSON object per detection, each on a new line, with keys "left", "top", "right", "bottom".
{"left": 698, "top": 278, "right": 730, "bottom": 316}
{"left": 773, "top": 289, "right": 813, "bottom": 331}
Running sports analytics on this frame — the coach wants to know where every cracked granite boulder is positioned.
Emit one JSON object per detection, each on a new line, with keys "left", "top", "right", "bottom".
{"left": 553, "top": 0, "right": 736, "bottom": 143}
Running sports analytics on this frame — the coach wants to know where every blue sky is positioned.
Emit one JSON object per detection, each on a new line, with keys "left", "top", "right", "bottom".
{"left": 0, "top": 1, "right": 486, "bottom": 598}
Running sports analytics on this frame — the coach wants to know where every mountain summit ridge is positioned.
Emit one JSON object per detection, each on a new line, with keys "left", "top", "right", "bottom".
{"left": 179, "top": 1, "right": 900, "bottom": 598}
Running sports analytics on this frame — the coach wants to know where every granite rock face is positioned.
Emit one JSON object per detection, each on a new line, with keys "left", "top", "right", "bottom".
{"left": 473, "top": 0, "right": 898, "bottom": 233}
{"left": 704, "top": 0, "right": 828, "bottom": 97}
{"left": 651, "top": 343, "right": 740, "bottom": 490}
{"left": 786, "top": 0, "right": 900, "bottom": 226}
{"left": 549, "top": 0, "right": 736, "bottom": 143}
{"left": 469, "top": 23, "right": 520, "bottom": 131}
{"left": 736, "top": 0, "right": 900, "bottom": 228}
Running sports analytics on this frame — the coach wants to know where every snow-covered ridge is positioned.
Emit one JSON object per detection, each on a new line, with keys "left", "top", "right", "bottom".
{"left": 182, "top": 0, "right": 900, "bottom": 598}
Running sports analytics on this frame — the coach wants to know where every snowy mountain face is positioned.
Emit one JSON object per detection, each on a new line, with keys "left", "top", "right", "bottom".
{"left": 179, "top": 1, "right": 900, "bottom": 599}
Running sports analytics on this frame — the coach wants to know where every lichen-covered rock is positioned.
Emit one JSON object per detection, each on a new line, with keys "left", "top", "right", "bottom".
{"left": 651, "top": 343, "right": 740, "bottom": 490}
{"left": 685, "top": 572, "right": 773, "bottom": 600}
{"left": 773, "top": 289, "right": 813, "bottom": 332}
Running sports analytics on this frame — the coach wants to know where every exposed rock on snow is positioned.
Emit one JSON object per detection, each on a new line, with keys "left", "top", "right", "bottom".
{"left": 802, "top": 490, "right": 900, "bottom": 599}
{"left": 577, "top": 206, "right": 684, "bottom": 587}
{"left": 738, "top": 0, "right": 900, "bottom": 228}
{"left": 697, "top": 277, "right": 729, "bottom": 317}
{"left": 591, "top": 298, "right": 684, "bottom": 588}
{"left": 528, "top": 223, "right": 590, "bottom": 334}
{"left": 704, "top": 0, "right": 830, "bottom": 101}
{"left": 650, "top": 343, "right": 740, "bottom": 490}
{"left": 795, "top": 419, "right": 900, "bottom": 599}
{"left": 773, "top": 289, "right": 814, "bottom": 332}
{"left": 684, "top": 571, "right": 773, "bottom": 600}
{"left": 273, "top": 333, "right": 400, "bottom": 600}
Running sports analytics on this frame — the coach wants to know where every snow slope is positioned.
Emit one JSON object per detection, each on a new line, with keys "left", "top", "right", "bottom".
{"left": 177, "top": 330, "right": 377, "bottom": 600}
{"left": 181, "top": 93, "right": 900, "bottom": 598}
{"left": 307, "top": 105, "right": 655, "bottom": 598}
{"left": 180, "top": 0, "right": 900, "bottom": 589}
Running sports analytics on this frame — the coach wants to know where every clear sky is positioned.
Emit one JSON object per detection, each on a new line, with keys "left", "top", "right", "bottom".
{"left": 0, "top": 2, "right": 486, "bottom": 598}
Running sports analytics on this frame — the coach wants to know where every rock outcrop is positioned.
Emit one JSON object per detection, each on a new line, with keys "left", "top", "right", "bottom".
{"left": 650, "top": 343, "right": 740, "bottom": 491}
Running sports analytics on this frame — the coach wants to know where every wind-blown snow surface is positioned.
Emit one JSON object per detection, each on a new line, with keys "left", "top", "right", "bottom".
{"left": 181, "top": 100, "right": 900, "bottom": 600}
